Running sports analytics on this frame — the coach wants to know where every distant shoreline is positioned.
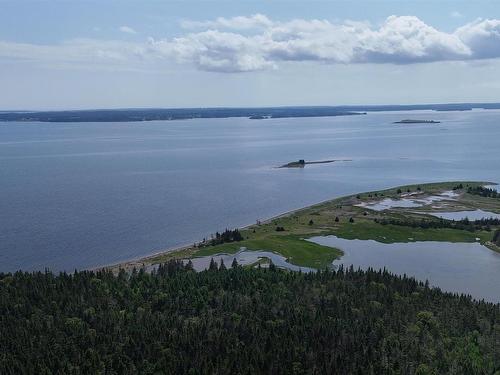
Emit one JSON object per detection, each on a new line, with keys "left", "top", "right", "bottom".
{"left": 0, "top": 108, "right": 365, "bottom": 123}
{"left": 1, "top": 103, "right": 500, "bottom": 122}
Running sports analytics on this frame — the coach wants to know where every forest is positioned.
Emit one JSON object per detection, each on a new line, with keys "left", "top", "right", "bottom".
{"left": 467, "top": 186, "right": 499, "bottom": 198}
{"left": 374, "top": 217, "right": 500, "bottom": 232}
{"left": 1, "top": 261, "right": 499, "bottom": 374}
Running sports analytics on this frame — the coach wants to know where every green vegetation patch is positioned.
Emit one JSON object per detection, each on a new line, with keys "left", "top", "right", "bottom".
{"left": 333, "top": 219, "right": 492, "bottom": 244}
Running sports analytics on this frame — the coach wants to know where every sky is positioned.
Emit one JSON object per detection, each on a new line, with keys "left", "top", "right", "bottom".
{"left": 1, "top": 0, "right": 500, "bottom": 110}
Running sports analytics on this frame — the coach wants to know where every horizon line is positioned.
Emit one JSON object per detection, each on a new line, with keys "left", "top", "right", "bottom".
{"left": 2, "top": 101, "right": 500, "bottom": 113}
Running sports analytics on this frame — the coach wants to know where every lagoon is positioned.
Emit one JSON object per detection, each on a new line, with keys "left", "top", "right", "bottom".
{"left": 185, "top": 249, "right": 315, "bottom": 273}
{"left": 309, "top": 235, "right": 500, "bottom": 302}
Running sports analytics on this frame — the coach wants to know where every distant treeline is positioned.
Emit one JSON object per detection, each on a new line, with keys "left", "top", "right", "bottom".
{"left": 375, "top": 217, "right": 500, "bottom": 232}
{"left": 2, "top": 103, "right": 500, "bottom": 122}
{"left": 0, "top": 107, "right": 364, "bottom": 122}
{"left": 1, "top": 261, "right": 499, "bottom": 374}
{"left": 467, "top": 186, "right": 500, "bottom": 198}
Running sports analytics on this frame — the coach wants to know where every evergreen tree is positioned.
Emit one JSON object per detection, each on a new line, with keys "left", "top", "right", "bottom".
{"left": 219, "top": 259, "right": 227, "bottom": 271}
{"left": 209, "top": 258, "right": 218, "bottom": 271}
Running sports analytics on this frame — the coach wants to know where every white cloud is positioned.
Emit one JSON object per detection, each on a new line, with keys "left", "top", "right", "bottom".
{"left": 162, "top": 15, "right": 475, "bottom": 71}
{"left": 455, "top": 18, "right": 500, "bottom": 59}
{"left": 149, "top": 31, "right": 275, "bottom": 72}
{"left": 1, "top": 15, "right": 500, "bottom": 73}
{"left": 352, "top": 16, "right": 470, "bottom": 63}
{"left": 451, "top": 11, "right": 463, "bottom": 19}
{"left": 119, "top": 26, "right": 137, "bottom": 34}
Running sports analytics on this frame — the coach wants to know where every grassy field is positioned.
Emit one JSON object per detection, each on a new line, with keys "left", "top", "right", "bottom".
{"left": 333, "top": 219, "right": 491, "bottom": 243}
{"left": 133, "top": 181, "right": 499, "bottom": 270}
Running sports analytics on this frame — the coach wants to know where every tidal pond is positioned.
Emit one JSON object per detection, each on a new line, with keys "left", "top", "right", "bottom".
{"left": 357, "top": 191, "right": 458, "bottom": 211}
{"left": 186, "top": 249, "right": 315, "bottom": 273}
{"left": 308, "top": 235, "right": 500, "bottom": 302}
{"left": 426, "top": 209, "right": 500, "bottom": 221}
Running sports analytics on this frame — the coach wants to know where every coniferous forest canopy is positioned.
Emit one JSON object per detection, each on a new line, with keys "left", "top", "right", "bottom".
{"left": 1, "top": 261, "right": 499, "bottom": 374}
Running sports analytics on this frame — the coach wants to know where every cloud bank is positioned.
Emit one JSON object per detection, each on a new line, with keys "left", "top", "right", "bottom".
{"left": 1, "top": 15, "right": 500, "bottom": 72}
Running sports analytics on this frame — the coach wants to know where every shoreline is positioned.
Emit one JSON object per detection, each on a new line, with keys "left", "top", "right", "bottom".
{"left": 97, "top": 180, "right": 497, "bottom": 272}
{"left": 97, "top": 194, "right": 353, "bottom": 272}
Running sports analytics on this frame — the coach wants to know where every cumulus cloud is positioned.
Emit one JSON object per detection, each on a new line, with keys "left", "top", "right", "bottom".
{"left": 155, "top": 15, "right": 481, "bottom": 71}
{"left": 119, "top": 26, "right": 137, "bottom": 34}
{"left": 352, "top": 16, "right": 470, "bottom": 63}
{"left": 455, "top": 18, "right": 500, "bottom": 59}
{"left": 149, "top": 31, "right": 275, "bottom": 72}
{"left": 0, "top": 15, "right": 500, "bottom": 73}
{"left": 155, "top": 15, "right": 500, "bottom": 71}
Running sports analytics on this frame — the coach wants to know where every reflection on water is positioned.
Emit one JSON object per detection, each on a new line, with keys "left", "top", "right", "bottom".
{"left": 308, "top": 235, "right": 500, "bottom": 303}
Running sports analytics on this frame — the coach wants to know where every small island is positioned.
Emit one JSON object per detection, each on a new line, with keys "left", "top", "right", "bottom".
{"left": 279, "top": 159, "right": 336, "bottom": 168}
{"left": 394, "top": 119, "right": 441, "bottom": 124}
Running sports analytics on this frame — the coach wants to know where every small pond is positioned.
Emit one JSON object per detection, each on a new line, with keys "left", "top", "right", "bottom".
{"left": 357, "top": 191, "right": 458, "bottom": 211}
{"left": 425, "top": 209, "right": 500, "bottom": 221}
{"left": 308, "top": 235, "right": 500, "bottom": 303}
{"left": 185, "top": 249, "right": 315, "bottom": 273}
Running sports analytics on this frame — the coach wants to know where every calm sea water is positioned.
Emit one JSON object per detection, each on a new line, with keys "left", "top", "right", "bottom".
{"left": 1, "top": 110, "right": 500, "bottom": 272}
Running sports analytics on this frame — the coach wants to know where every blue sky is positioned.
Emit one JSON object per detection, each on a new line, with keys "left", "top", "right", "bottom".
{"left": 1, "top": 0, "right": 500, "bottom": 109}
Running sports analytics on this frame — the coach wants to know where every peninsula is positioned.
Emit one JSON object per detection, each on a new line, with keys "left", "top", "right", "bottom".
{"left": 107, "top": 180, "right": 500, "bottom": 273}
{"left": 278, "top": 159, "right": 334, "bottom": 168}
